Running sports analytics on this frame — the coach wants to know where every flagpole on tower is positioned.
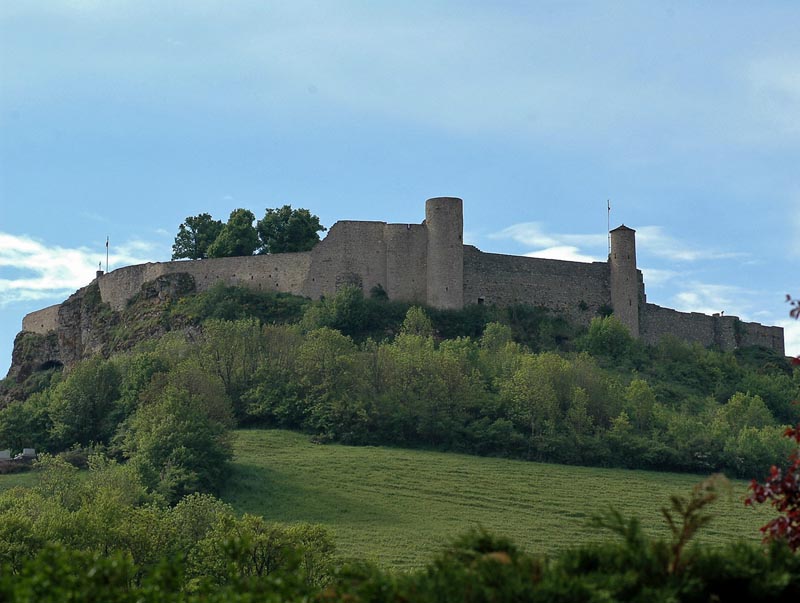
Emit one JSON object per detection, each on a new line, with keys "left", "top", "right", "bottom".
{"left": 106, "top": 237, "right": 109, "bottom": 273}
{"left": 607, "top": 200, "right": 611, "bottom": 256}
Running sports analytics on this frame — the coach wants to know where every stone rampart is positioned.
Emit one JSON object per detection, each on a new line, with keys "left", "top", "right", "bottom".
{"left": 640, "top": 303, "right": 785, "bottom": 355}
{"left": 463, "top": 246, "right": 612, "bottom": 326}
{"left": 737, "top": 321, "right": 785, "bottom": 355}
{"left": 302, "top": 221, "right": 389, "bottom": 300}
{"left": 384, "top": 223, "right": 427, "bottom": 302}
{"left": 21, "top": 304, "right": 60, "bottom": 335}
{"left": 641, "top": 304, "right": 719, "bottom": 347}
{"left": 16, "top": 199, "right": 786, "bottom": 358}
{"left": 97, "top": 253, "right": 312, "bottom": 312}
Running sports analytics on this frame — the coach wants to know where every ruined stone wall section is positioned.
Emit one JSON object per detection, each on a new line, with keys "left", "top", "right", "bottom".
{"left": 384, "top": 223, "right": 427, "bottom": 302}
{"left": 641, "top": 304, "right": 717, "bottom": 347}
{"left": 463, "top": 247, "right": 612, "bottom": 326}
{"left": 739, "top": 322, "right": 785, "bottom": 355}
{"left": 21, "top": 304, "right": 60, "bottom": 334}
{"left": 640, "top": 304, "right": 785, "bottom": 355}
{"left": 302, "top": 221, "right": 388, "bottom": 300}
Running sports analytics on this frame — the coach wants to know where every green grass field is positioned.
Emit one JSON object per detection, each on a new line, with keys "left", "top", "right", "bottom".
{"left": 0, "top": 470, "right": 39, "bottom": 492}
{"left": 223, "top": 429, "right": 775, "bottom": 570}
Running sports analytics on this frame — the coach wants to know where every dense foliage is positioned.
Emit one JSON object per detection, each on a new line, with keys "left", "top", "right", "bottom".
{"left": 257, "top": 205, "right": 327, "bottom": 254}
{"left": 2, "top": 485, "right": 799, "bottom": 601}
{"left": 172, "top": 205, "right": 326, "bottom": 260}
{"left": 171, "top": 213, "right": 224, "bottom": 260}
{"left": 0, "top": 456, "right": 335, "bottom": 593}
{"left": 1, "top": 285, "right": 797, "bottom": 485}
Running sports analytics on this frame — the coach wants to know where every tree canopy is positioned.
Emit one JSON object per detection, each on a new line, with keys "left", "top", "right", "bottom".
{"left": 171, "top": 206, "right": 325, "bottom": 259}
{"left": 171, "top": 213, "right": 224, "bottom": 260}
{"left": 256, "top": 205, "right": 326, "bottom": 254}
{"left": 207, "top": 209, "right": 259, "bottom": 258}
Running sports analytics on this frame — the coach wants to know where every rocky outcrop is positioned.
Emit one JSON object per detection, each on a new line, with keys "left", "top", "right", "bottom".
{"left": 5, "top": 273, "right": 197, "bottom": 385}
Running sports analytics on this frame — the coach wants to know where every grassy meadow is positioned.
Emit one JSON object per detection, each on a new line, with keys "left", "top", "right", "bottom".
{"left": 223, "top": 429, "right": 774, "bottom": 570}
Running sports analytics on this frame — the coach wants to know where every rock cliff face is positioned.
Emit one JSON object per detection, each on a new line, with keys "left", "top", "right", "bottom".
{"left": 4, "top": 274, "right": 197, "bottom": 389}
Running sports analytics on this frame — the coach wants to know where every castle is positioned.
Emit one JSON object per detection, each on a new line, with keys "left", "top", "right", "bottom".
{"left": 20, "top": 197, "right": 785, "bottom": 356}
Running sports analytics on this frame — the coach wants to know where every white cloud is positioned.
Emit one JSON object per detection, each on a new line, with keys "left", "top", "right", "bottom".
{"left": 492, "top": 222, "right": 560, "bottom": 248}
{"left": 0, "top": 232, "right": 163, "bottom": 307}
{"left": 636, "top": 226, "right": 747, "bottom": 262}
{"left": 671, "top": 282, "right": 748, "bottom": 318}
{"left": 491, "top": 222, "right": 606, "bottom": 262}
{"left": 777, "top": 319, "right": 800, "bottom": 358}
{"left": 524, "top": 246, "right": 599, "bottom": 263}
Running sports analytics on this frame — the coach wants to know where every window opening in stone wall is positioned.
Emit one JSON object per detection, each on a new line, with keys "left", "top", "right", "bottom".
{"left": 477, "top": 297, "right": 485, "bottom": 305}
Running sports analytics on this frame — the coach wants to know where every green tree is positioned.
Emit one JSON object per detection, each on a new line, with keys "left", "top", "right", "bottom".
{"left": 256, "top": 205, "right": 326, "bottom": 254}
{"left": 48, "top": 357, "right": 122, "bottom": 449}
{"left": 122, "top": 359, "right": 234, "bottom": 502}
{"left": 171, "top": 213, "right": 224, "bottom": 260}
{"left": 207, "top": 209, "right": 259, "bottom": 258}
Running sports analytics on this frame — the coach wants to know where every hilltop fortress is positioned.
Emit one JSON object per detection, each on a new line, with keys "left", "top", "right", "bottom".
{"left": 20, "top": 197, "right": 785, "bottom": 360}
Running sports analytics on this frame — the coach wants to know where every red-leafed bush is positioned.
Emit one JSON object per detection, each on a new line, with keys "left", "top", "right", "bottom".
{"left": 746, "top": 424, "right": 800, "bottom": 550}
{"left": 745, "top": 294, "right": 800, "bottom": 549}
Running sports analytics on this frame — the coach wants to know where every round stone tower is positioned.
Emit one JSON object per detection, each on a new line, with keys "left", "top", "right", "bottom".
{"left": 425, "top": 197, "right": 464, "bottom": 309}
{"left": 609, "top": 224, "right": 640, "bottom": 337}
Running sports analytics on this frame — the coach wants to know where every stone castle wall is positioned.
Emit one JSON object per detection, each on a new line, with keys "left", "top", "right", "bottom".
{"left": 640, "top": 303, "right": 785, "bottom": 355}
{"left": 97, "top": 253, "right": 312, "bottom": 312}
{"left": 302, "top": 221, "right": 389, "bottom": 301}
{"left": 17, "top": 197, "right": 786, "bottom": 357}
{"left": 463, "top": 247, "right": 612, "bottom": 326}
{"left": 21, "top": 304, "right": 61, "bottom": 335}
{"left": 384, "top": 223, "right": 428, "bottom": 302}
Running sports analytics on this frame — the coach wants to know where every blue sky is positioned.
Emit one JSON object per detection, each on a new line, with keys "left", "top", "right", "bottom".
{"left": 1, "top": 1, "right": 798, "bottom": 373}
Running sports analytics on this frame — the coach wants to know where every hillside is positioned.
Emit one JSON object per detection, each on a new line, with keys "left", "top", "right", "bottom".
{"left": 223, "top": 429, "right": 773, "bottom": 570}
{"left": 2, "top": 282, "right": 797, "bottom": 489}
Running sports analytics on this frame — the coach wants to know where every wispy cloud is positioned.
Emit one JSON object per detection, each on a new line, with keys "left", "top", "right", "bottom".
{"left": 636, "top": 226, "right": 747, "bottom": 262}
{"left": 0, "top": 232, "right": 163, "bottom": 307}
{"left": 640, "top": 267, "right": 679, "bottom": 288}
{"left": 490, "top": 222, "right": 605, "bottom": 262}
{"left": 669, "top": 281, "right": 767, "bottom": 321}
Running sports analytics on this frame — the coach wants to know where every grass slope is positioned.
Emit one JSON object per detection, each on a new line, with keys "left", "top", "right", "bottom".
{"left": 224, "top": 429, "right": 774, "bottom": 570}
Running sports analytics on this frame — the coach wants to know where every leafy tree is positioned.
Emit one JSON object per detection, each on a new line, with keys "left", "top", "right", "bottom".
{"left": 48, "top": 357, "right": 122, "bottom": 449}
{"left": 171, "top": 213, "right": 224, "bottom": 260}
{"left": 122, "top": 359, "right": 234, "bottom": 502}
{"left": 401, "top": 306, "right": 434, "bottom": 338}
{"left": 256, "top": 205, "right": 326, "bottom": 254}
{"left": 579, "top": 315, "right": 636, "bottom": 361}
{"left": 207, "top": 209, "right": 258, "bottom": 258}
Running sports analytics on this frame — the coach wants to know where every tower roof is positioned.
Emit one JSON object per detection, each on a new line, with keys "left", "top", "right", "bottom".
{"left": 610, "top": 224, "right": 635, "bottom": 233}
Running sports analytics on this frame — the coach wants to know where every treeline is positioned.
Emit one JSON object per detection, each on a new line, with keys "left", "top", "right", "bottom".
{"left": 1, "top": 285, "right": 797, "bottom": 483}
